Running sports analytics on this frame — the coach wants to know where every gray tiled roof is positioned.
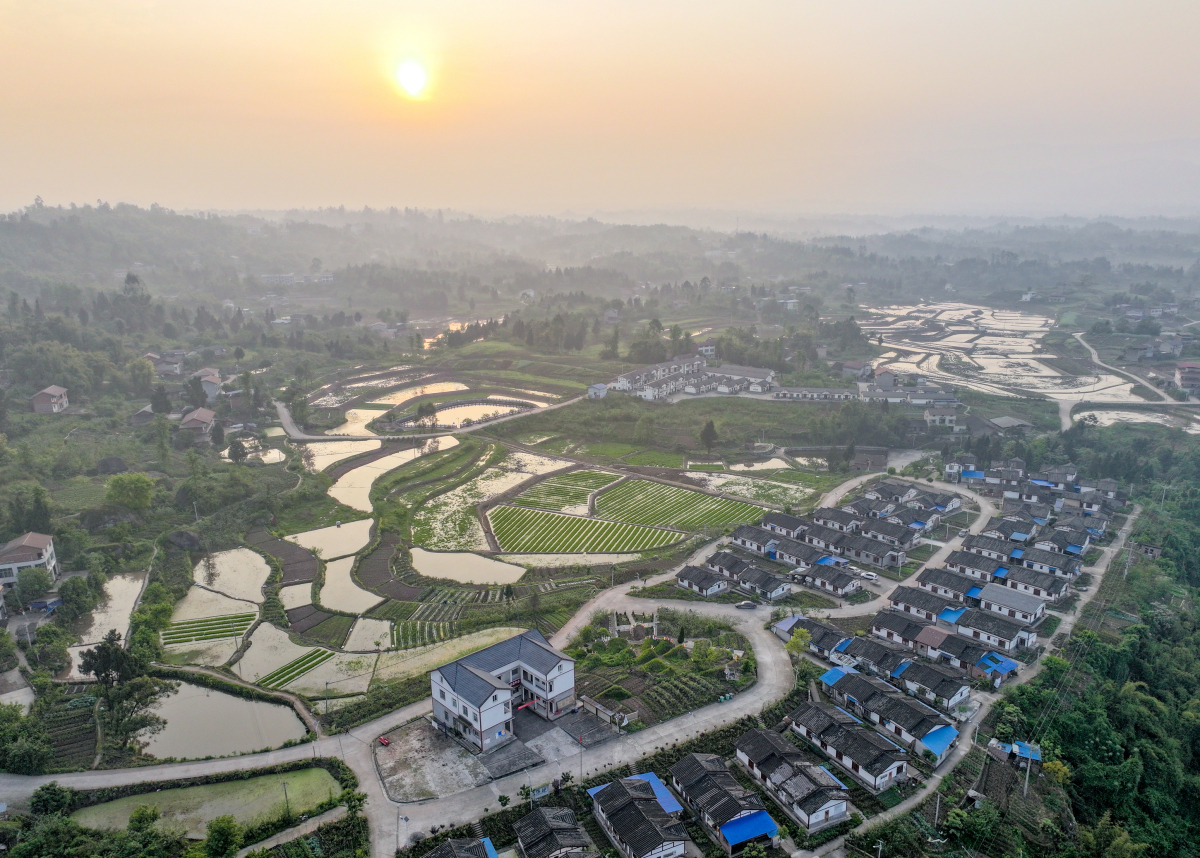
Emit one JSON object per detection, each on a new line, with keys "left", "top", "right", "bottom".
{"left": 898, "top": 661, "right": 969, "bottom": 700}
{"left": 889, "top": 586, "right": 957, "bottom": 616}
{"left": 871, "top": 610, "right": 931, "bottom": 639}
{"left": 958, "top": 608, "right": 1030, "bottom": 639}
{"left": 944, "top": 550, "right": 1006, "bottom": 575}
{"left": 916, "top": 567, "right": 976, "bottom": 596}
{"left": 594, "top": 779, "right": 687, "bottom": 858}
{"left": 426, "top": 840, "right": 491, "bottom": 858}
{"left": 515, "top": 808, "right": 590, "bottom": 858}
{"left": 677, "top": 565, "right": 726, "bottom": 591}
{"left": 436, "top": 629, "right": 570, "bottom": 705}
{"left": 979, "top": 582, "right": 1044, "bottom": 615}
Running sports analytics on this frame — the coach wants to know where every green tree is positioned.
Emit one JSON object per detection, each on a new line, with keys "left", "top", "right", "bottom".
{"left": 211, "top": 423, "right": 225, "bottom": 448}
{"left": 151, "top": 384, "right": 172, "bottom": 413}
{"left": 106, "top": 472, "right": 155, "bottom": 510}
{"left": 184, "top": 376, "right": 207, "bottom": 409}
{"left": 80, "top": 630, "right": 143, "bottom": 689}
{"left": 416, "top": 401, "right": 438, "bottom": 429}
{"left": 103, "top": 675, "right": 177, "bottom": 749}
{"left": 154, "top": 414, "right": 171, "bottom": 465}
{"left": 228, "top": 439, "right": 248, "bottom": 463}
{"left": 127, "top": 804, "right": 161, "bottom": 832}
{"left": 127, "top": 358, "right": 155, "bottom": 395}
{"left": 15, "top": 567, "right": 52, "bottom": 607}
{"left": 30, "top": 781, "right": 75, "bottom": 815}
{"left": 204, "top": 815, "right": 244, "bottom": 858}
{"left": 1079, "top": 811, "right": 1148, "bottom": 858}
{"left": 785, "top": 627, "right": 812, "bottom": 658}
{"left": 700, "top": 420, "right": 718, "bottom": 453}
{"left": 497, "top": 794, "right": 510, "bottom": 807}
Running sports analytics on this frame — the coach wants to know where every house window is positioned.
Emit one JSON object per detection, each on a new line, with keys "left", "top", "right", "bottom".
{"left": 440, "top": 690, "right": 446, "bottom": 700}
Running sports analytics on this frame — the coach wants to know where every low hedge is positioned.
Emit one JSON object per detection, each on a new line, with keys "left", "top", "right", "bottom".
{"left": 63, "top": 757, "right": 357, "bottom": 812}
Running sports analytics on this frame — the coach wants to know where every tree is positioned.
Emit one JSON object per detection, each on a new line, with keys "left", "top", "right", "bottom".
{"left": 15, "top": 567, "right": 52, "bottom": 607}
{"left": 416, "top": 401, "right": 439, "bottom": 429}
{"left": 10, "top": 486, "right": 52, "bottom": 533}
{"left": 204, "top": 815, "right": 244, "bottom": 858}
{"left": 497, "top": 794, "right": 510, "bottom": 807}
{"left": 785, "top": 628, "right": 812, "bottom": 658}
{"left": 700, "top": 420, "right": 718, "bottom": 454}
{"left": 127, "top": 358, "right": 155, "bottom": 395}
{"left": 151, "top": 384, "right": 172, "bottom": 413}
{"left": 211, "top": 423, "right": 225, "bottom": 448}
{"left": 184, "top": 376, "right": 207, "bottom": 409}
{"left": 80, "top": 630, "right": 142, "bottom": 689}
{"left": 154, "top": 414, "right": 171, "bottom": 465}
{"left": 127, "top": 804, "right": 161, "bottom": 832}
{"left": 1043, "top": 758, "right": 1071, "bottom": 784}
{"left": 228, "top": 439, "right": 248, "bottom": 463}
{"left": 234, "top": 346, "right": 245, "bottom": 361}
{"left": 30, "top": 781, "right": 75, "bottom": 815}
{"left": 106, "top": 472, "right": 155, "bottom": 510}
{"left": 1078, "top": 812, "right": 1148, "bottom": 858}
{"left": 103, "top": 675, "right": 177, "bottom": 749}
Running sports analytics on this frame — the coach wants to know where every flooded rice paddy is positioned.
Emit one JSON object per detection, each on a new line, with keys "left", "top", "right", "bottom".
{"left": 330, "top": 409, "right": 380, "bottom": 436}
{"left": 409, "top": 547, "right": 525, "bottom": 584}
{"left": 285, "top": 518, "right": 373, "bottom": 559}
{"left": 369, "top": 381, "right": 468, "bottom": 406}
{"left": 278, "top": 583, "right": 313, "bottom": 609}
{"left": 74, "top": 571, "right": 146, "bottom": 645}
{"left": 1075, "top": 410, "right": 1200, "bottom": 433}
{"left": 344, "top": 617, "right": 393, "bottom": 652}
{"left": 303, "top": 440, "right": 381, "bottom": 472}
{"left": 171, "top": 586, "right": 257, "bottom": 622}
{"left": 328, "top": 437, "right": 460, "bottom": 512}
{"left": 433, "top": 402, "right": 529, "bottom": 427}
{"left": 232, "top": 623, "right": 313, "bottom": 683}
{"left": 193, "top": 548, "right": 271, "bottom": 603}
{"left": 145, "top": 682, "right": 307, "bottom": 759}
{"left": 318, "top": 557, "right": 383, "bottom": 614}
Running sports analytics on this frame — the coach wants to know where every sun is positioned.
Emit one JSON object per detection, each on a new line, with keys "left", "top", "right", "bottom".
{"left": 396, "top": 60, "right": 428, "bottom": 97}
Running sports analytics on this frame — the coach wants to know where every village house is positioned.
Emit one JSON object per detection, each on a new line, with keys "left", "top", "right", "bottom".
{"left": 831, "top": 635, "right": 911, "bottom": 677}
{"left": 29, "top": 385, "right": 69, "bottom": 414}
{"left": 424, "top": 838, "right": 502, "bottom": 858}
{"left": 892, "top": 661, "right": 972, "bottom": 711}
{"left": 916, "top": 567, "right": 980, "bottom": 603}
{"left": 956, "top": 609, "right": 1037, "bottom": 651}
{"left": 676, "top": 566, "right": 732, "bottom": 598}
{"left": 798, "top": 567, "right": 862, "bottom": 598}
{"left": 514, "top": 808, "right": 596, "bottom": 858}
{"left": 787, "top": 701, "right": 910, "bottom": 791}
{"left": 0, "top": 533, "right": 60, "bottom": 588}
{"left": 179, "top": 407, "right": 217, "bottom": 439}
{"left": 772, "top": 616, "right": 848, "bottom": 658}
{"left": 999, "top": 566, "right": 1068, "bottom": 601}
{"left": 978, "top": 582, "right": 1045, "bottom": 624}
{"left": 668, "top": 754, "right": 777, "bottom": 855}
{"left": 734, "top": 728, "right": 849, "bottom": 834}
{"left": 589, "top": 777, "right": 690, "bottom": 858}
{"left": 870, "top": 611, "right": 932, "bottom": 650}
{"left": 888, "top": 587, "right": 960, "bottom": 623}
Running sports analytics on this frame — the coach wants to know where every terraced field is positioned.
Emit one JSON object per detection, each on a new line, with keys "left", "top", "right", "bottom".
{"left": 489, "top": 505, "right": 682, "bottom": 553}
{"left": 512, "top": 470, "right": 619, "bottom": 510}
{"left": 393, "top": 620, "right": 454, "bottom": 648}
{"left": 595, "top": 480, "right": 764, "bottom": 529}
{"left": 259, "top": 649, "right": 336, "bottom": 689}
{"left": 161, "top": 613, "right": 257, "bottom": 646}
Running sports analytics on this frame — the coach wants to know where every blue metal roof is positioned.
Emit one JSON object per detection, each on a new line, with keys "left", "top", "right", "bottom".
{"left": 921, "top": 724, "right": 958, "bottom": 757}
{"left": 819, "top": 666, "right": 856, "bottom": 686}
{"left": 482, "top": 838, "right": 500, "bottom": 858}
{"left": 962, "top": 470, "right": 985, "bottom": 479}
{"left": 587, "top": 773, "right": 682, "bottom": 814}
{"left": 720, "top": 810, "right": 778, "bottom": 846}
{"left": 816, "top": 556, "right": 838, "bottom": 565}
{"left": 992, "top": 567, "right": 1008, "bottom": 578}
{"left": 998, "top": 741, "right": 1042, "bottom": 761}
{"left": 1009, "top": 548, "right": 1024, "bottom": 559}
{"left": 1030, "top": 479, "right": 1056, "bottom": 487}
{"left": 834, "top": 638, "right": 853, "bottom": 653}
{"left": 1012, "top": 532, "right": 1029, "bottom": 541}
{"left": 938, "top": 606, "right": 968, "bottom": 624}
{"left": 890, "top": 661, "right": 911, "bottom": 678}
{"left": 966, "top": 586, "right": 983, "bottom": 598}
{"left": 977, "top": 652, "right": 1019, "bottom": 675}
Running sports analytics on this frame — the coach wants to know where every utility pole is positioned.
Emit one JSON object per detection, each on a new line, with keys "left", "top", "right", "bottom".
{"left": 282, "top": 780, "right": 291, "bottom": 818}
{"left": 876, "top": 839, "right": 884, "bottom": 858}
{"left": 1024, "top": 756, "right": 1031, "bottom": 798}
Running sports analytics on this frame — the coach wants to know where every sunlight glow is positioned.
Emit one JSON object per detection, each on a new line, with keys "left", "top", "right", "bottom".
{"left": 396, "top": 61, "right": 428, "bottom": 97}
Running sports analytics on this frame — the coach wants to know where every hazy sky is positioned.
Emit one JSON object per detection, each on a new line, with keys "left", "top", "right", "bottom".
{"left": 4, "top": 0, "right": 1200, "bottom": 217}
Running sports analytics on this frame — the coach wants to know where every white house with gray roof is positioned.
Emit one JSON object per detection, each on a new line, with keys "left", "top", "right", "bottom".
{"left": 431, "top": 629, "right": 575, "bottom": 752}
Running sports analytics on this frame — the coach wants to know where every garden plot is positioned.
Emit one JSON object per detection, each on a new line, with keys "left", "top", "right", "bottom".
{"left": 285, "top": 518, "right": 373, "bottom": 558}
{"left": 319, "top": 557, "right": 384, "bottom": 614}
{"left": 302, "top": 439, "right": 382, "bottom": 472}
{"left": 278, "top": 583, "right": 313, "bottom": 609}
{"left": 171, "top": 586, "right": 258, "bottom": 623}
{"left": 344, "top": 617, "right": 393, "bottom": 651}
{"left": 702, "top": 474, "right": 813, "bottom": 507}
{"left": 193, "top": 548, "right": 272, "bottom": 603}
{"left": 596, "top": 480, "right": 763, "bottom": 530}
{"left": 498, "top": 552, "right": 641, "bottom": 567}
{"left": 162, "top": 613, "right": 256, "bottom": 646}
{"left": 328, "top": 436, "right": 460, "bottom": 512}
{"left": 231, "top": 622, "right": 314, "bottom": 684}
{"left": 284, "top": 651, "right": 376, "bottom": 695}
{"left": 512, "top": 469, "right": 620, "bottom": 512}
{"left": 373, "top": 627, "right": 526, "bottom": 682}
{"left": 75, "top": 571, "right": 146, "bottom": 646}
{"left": 259, "top": 649, "right": 336, "bottom": 689}
{"left": 489, "top": 506, "right": 682, "bottom": 554}
{"left": 410, "top": 467, "right": 531, "bottom": 551}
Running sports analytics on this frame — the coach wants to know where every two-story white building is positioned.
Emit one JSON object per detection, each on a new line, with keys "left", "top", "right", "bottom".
{"left": 430, "top": 629, "right": 574, "bottom": 752}
{"left": 0, "top": 533, "right": 59, "bottom": 588}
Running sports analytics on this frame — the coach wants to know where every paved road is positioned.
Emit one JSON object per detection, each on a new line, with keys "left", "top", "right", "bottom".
{"left": 798, "top": 504, "right": 1142, "bottom": 857}
{"left": 1072, "top": 333, "right": 1171, "bottom": 402}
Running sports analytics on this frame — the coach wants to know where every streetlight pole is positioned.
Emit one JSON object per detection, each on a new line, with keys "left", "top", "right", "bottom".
{"left": 397, "top": 811, "right": 409, "bottom": 852}
{"left": 281, "top": 780, "right": 291, "bottom": 818}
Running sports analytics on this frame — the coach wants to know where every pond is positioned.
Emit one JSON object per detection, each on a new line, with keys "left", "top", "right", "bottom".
{"left": 318, "top": 557, "right": 383, "bottom": 614}
{"left": 410, "top": 548, "right": 525, "bottom": 584}
{"left": 193, "top": 548, "right": 271, "bottom": 603}
{"left": 328, "top": 437, "right": 460, "bottom": 512}
{"left": 302, "top": 439, "right": 382, "bottom": 472}
{"left": 144, "top": 682, "right": 307, "bottom": 759}
{"left": 330, "top": 409, "right": 380, "bottom": 436}
{"left": 75, "top": 571, "right": 146, "bottom": 646}
{"left": 432, "top": 402, "right": 529, "bottom": 427}
{"left": 285, "top": 518, "right": 374, "bottom": 559}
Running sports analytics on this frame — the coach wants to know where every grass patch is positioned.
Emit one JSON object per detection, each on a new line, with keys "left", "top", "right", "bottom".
{"left": 302, "top": 616, "right": 355, "bottom": 648}
{"left": 625, "top": 450, "right": 685, "bottom": 467}
{"left": 629, "top": 582, "right": 746, "bottom": 604}
{"left": 161, "top": 613, "right": 257, "bottom": 645}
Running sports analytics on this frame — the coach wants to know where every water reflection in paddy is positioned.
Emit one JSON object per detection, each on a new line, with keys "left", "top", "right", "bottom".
{"left": 145, "top": 682, "right": 306, "bottom": 759}
{"left": 410, "top": 548, "right": 525, "bottom": 584}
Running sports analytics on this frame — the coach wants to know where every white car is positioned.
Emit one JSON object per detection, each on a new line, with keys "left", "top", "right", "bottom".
{"left": 859, "top": 571, "right": 879, "bottom": 581}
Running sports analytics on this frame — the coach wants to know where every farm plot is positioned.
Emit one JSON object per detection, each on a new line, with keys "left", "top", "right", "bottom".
{"left": 596, "top": 480, "right": 763, "bottom": 530}
{"left": 489, "top": 505, "right": 682, "bottom": 553}
{"left": 512, "top": 470, "right": 619, "bottom": 511}
{"left": 393, "top": 620, "right": 454, "bottom": 649}
{"left": 44, "top": 697, "right": 97, "bottom": 771}
{"left": 161, "top": 613, "right": 256, "bottom": 646}
{"left": 702, "top": 475, "right": 813, "bottom": 507}
{"left": 258, "top": 649, "right": 336, "bottom": 689}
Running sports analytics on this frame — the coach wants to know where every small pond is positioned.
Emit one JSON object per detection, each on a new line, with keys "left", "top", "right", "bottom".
{"left": 145, "top": 682, "right": 307, "bottom": 759}
{"left": 410, "top": 548, "right": 525, "bottom": 584}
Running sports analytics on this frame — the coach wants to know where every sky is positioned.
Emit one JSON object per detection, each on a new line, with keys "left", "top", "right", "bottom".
{"left": 4, "top": 0, "right": 1200, "bottom": 218}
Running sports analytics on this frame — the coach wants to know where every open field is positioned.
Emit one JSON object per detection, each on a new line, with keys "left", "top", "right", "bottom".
{"left": 489, "top": 505, "right": 682, "bottom": 553}
{"left": 70, "top": 768, "right": 341, "bottom": 837}
{"left": 511, "top": 469, "right": 619, "bottom": 510}
{"left": 595, "top": 479, "right": 764, "bottom": 529}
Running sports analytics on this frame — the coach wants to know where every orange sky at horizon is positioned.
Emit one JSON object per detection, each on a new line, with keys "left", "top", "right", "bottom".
{"left": 3, "top": 0, "right": 1200, "bottom": 216}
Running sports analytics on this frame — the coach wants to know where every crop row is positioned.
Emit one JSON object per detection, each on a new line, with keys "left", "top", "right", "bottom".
{"left": 596, "top": 480, "right": 763, "bottom": 529}
{"left": 513, "top": 470, "right": 619, "bottom": 510}
{"left": 259, "top": 648, "right": 335, "bottom": 689}
{"left": 641, "top": 674, "right": 722, "bottom": 718}
{"left": 411, "top": 602, "right": 461, "bottom": 622}
{"left": 489, "top": 505, "right": 681, "bottom": 553}
{"left": 161, "top": 613, "right": 257, "bottom": 645}
{"left": 393, "top": 620, "right": 453, "bottom": 649}
{"left": 421, "top": 587, "right": 474, "bottom": 604}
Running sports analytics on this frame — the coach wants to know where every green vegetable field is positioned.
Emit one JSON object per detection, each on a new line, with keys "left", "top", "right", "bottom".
{"left": 595, "top": 479, "right": 763, "bottom": 529}
{"left": 489, "top": 505, "right": 682, "bottom": 553}
{"left": 512, "top": 469, "right": 620, "bottom": 510}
